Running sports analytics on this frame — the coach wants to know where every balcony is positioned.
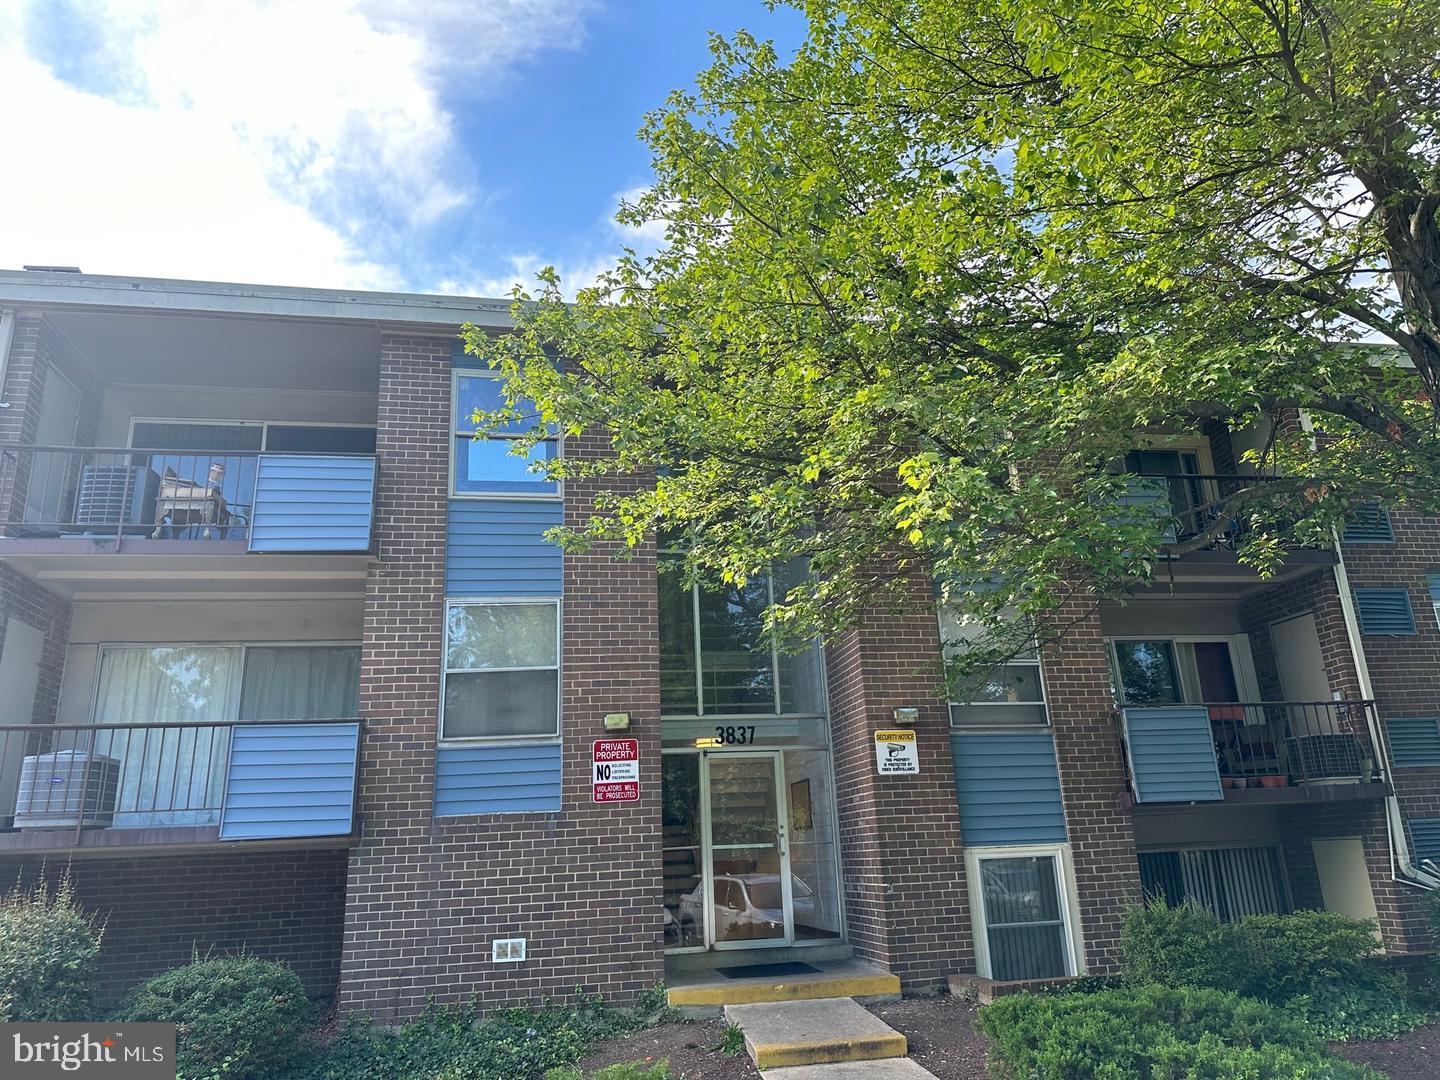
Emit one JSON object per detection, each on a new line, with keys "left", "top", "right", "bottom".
{"left": 0, "top": 718, "right": 362, "bottom": 854}
{"left": 1121, "top": 700, "right": 1389, "bottom": 806}
{"left": 0, "top": 446, "right": 377, "bottom": 595}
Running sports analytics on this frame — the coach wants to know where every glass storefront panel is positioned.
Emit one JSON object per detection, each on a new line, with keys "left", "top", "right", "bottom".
{"left": 784, "top": 749, "right": 842, "bottom": 940}
{"left": 662, "top": 755, "right": 704, "bottom": 948}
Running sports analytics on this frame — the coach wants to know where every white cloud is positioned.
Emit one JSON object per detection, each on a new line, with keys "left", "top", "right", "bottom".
{"left": 443, "top": 184, "right": 670, "bottom": 299}
{"left": 610, "top": 185, "right": 668, "bottom": 250}
{"left": 0, "top": 0, "right": 596, "bottom": 289}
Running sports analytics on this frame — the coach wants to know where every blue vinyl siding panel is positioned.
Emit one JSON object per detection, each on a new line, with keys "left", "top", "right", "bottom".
{"left": 248, "top": 455, "right": 375, "bottom": 552}
{"left": 1341, "top": 504, "right": 1395, "bottom": 544}
{"left": 218, "top": 722, "right": 359, "bottom": 840}
{"left": 446, "top": 499, "right": 563, "bottom": 596}
{"left": 1124, "top": 707, "right": 1224, "bottom": 804}
{"left": 1354, "top": 588, "right": 1417, "bottom": 635}
{"left": 1408, "top": 818, "right": 1440, "bottom": 865}
{"left": 1387, "top": 717, "right": 1440, "bottom": 767}
{"left": 435, "top": 743, "right": 562, "bottom": 816}
{"left": 951, "top": 731, "right": 1067, "bottom": 846}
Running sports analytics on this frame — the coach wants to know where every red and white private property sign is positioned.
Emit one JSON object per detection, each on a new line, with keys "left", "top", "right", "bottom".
{"left": 592, "top": 738, "right": 640, "bottom": 803}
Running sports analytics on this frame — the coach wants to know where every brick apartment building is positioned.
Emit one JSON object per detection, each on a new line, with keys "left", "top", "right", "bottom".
{"left": 0, "top": 268, "right": 1436, "bottom": 1017}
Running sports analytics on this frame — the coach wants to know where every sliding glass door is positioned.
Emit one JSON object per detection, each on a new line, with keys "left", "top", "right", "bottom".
{"left": 91, "top": 644, "right": 360, "bottom": 826}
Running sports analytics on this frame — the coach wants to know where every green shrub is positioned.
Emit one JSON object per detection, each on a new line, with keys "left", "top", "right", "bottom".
{"left": 1121, "top": 901, "right": 1388, "bottom": 1005}
{"left": 113, "top": 955, "right": 313, "bottom": 1079}
{"left": 1120, "top": 899, "right": 1250, "bottom": 991}
{"left": 1291, "top": 982, "right": 1431, "bottom": 1042}
{"left": 0, "top": 873, "right": 104, "bottom": 1021}
{"left": 1234, "top": 911, "right": 1382, "bottom": 1002}
{"left": 300, "top": 995, "right": 646, "bottom": 1080}
{"left": 978, "top": 985, "right": 1381, "bottom": 1079}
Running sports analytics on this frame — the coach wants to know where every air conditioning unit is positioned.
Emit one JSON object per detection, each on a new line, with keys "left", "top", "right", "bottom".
{"left": 14, "top": 751, "right": 121, "bottom": 829}
{"left": 1286, "top": 734, "right": 1363, "bottom": 785}
{"left": 72, "top": 465, "right": 159, "bottom": 532}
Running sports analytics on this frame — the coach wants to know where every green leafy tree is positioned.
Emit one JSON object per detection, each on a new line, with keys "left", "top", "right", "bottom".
{"left": 467, "top": 0, "right": 1440, "bottom": 677}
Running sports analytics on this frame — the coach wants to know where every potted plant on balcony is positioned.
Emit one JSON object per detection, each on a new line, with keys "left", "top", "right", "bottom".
{"left": 1248, "top": 774, "right": 1288, "bottom": 788}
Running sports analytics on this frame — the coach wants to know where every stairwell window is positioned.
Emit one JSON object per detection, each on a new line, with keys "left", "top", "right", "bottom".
{"left": 451, "top": 370, "right": 559, "bottom": 497}
{"left": 657, "top": 551, "right": 825, "bottom": 718}
{"left": 940, "top": 606, "right": 1048, "bottom": 728}
{"left": 443, "top": 600, "right": 560, "bottom": 739}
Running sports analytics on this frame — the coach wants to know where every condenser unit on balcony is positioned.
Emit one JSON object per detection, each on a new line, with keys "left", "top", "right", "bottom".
{"left": 14, "top": 751, "right": 121, "bottom": 829}
{"left": 70, "top": 465, "right": 160, "bottom": 534}
{"left": 1285, "top": 734, "right": 1364, "bottom": 785}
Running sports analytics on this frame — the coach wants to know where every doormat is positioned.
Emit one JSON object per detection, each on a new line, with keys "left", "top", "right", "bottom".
{"left": 714, "top": 962, "right": 821, "bottom": 979}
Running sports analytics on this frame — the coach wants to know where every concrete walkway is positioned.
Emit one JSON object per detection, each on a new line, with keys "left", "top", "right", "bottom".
{"left": 725, "top": 996, "right": 938, "bottom": 1077}
{"left": 761, "top": 1061, "right": 940, "bottom": 1079}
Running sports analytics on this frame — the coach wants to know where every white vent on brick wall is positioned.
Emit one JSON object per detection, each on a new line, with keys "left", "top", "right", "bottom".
{"left": 492, "top": 938, "right": 526, "bottom": 963}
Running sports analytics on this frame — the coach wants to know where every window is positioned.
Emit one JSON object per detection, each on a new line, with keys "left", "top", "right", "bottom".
{"left": 657, "top": 554, "right": 824, "bottom": 717}
{"left": 1428, "top": 575, "right": 1440, "bottom": 627}
{"left": 443, "top": 600, "right": 560, "bottom": 739}
{"left": 940, "top": 606, "right": 1047, "bottom": 727}
{"left": 1109, "top": 638, "right": 1244, "bottom": 707}
{"left": 1138, "top": 846, "right": 1289, "bottom": 921}
{"left": 970, "top": 849, "right": 1074, "bottom": 981}
{"left": 452, "top": 371, "right": 558, "bottom": 496}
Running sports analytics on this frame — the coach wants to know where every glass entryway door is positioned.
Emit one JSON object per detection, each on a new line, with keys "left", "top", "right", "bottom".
{"left": 707, "top": 752, "right": 791, "bottom": 948}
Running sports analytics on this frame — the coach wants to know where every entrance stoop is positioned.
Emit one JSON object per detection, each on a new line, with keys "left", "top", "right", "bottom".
{"left": 726, "top": 999, "right": 906, "bottom": 1070}
{"left": 665, "top": 956, "right": 900, "bottom": 1008}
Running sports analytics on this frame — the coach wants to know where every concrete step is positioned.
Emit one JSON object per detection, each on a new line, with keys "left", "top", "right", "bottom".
{"left": 725, "top": 998, "right": 908, "bottom": 1070}
{"left": 665, "top": 942, "right": 854, "bottom": 975}
{"left": 666, "top": 958, "right": 900, "bottom": 1008}
{"left": 761, "top": 1059, "right": 939, "bottom": 1079}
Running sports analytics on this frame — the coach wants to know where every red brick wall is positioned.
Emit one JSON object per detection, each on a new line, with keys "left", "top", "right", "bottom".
{"left": 1238, "top": 562, "right": 1431, "bottom": 950}
{"left": 1337, "top": 506, "right": 1440, "bottom": 946}
{"left": 5, "top": 849, "right": 348, "bottom": 1004}
{"left": 0, "top": 566, "right": 71, "bottom": 729}
{"left": 1277, "top": 800, "right": 1430, "bottom": 952}
{"left": 824, "top": 575, "right": 972, "bottom": 991}
{"left": 338, "top": 337, "right": 663, "bottom": 1020}
{"left": 1238, "top": 567, "right": 1364, "bottom": 702}
{"left": 0, "top": 312, "right": 102, "bottom": 535}
{"left": 1040, "top": 595, "right": 1143, "bottom": 973}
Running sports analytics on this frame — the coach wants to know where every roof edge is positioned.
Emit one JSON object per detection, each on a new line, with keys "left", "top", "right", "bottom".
{"left": 0, "top": 269, "right": 520, "bottom": 328}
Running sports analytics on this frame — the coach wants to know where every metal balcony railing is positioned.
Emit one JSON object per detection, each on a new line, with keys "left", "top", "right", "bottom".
{"left": 0, "top": 446, "right": 379, "bottom": 552}
{"left": 0, "top": 718, "right": 362, "bottom": 846}
{"left": 0, "top": 446, "right": 261, "bottom": 541}
{"left": 1122, "top": 700, "right": 1382, "bottom": 804}
{"left": 1118, "top": 472, "right": 1293, "bottom": 551}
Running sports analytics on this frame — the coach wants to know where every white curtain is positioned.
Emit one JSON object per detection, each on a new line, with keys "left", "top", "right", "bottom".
{"left": 239, "top": 647, "right": 360, "bottom": 720}
{"left": 93, "top": 647, "right": 241, "bottom": 826}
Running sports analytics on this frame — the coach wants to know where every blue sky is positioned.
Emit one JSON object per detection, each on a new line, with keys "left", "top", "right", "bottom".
{"left": 0, "top": 1, "right": 806, "bottom": 296}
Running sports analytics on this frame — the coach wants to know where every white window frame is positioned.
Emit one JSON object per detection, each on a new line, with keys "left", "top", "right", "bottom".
{"left": 1124, "top": 436, "right": 1217, "bottom": 476}
{"left": 965, "top": 843, "right": 1084, "bottom": 981}
{"left": 1105, "top": 635, "right": 1260, "bottom": 707}
{"left": 127, "top": 417, "right": 377, "bottom": 451}
{"left": 448, "top": 369, "right": 562, "bottom": 501}
{"left": 938, "top": 605, "right": 1049, "bottom": 729}
{"left": 439, "top": 596, "right": 562, "bottom": 743}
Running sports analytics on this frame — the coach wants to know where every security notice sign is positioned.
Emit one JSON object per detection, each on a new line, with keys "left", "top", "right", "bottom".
{"left": 874, "top": 729, "right": 919, "bottom": 775}
{"left": 593, "top": 738, "right": 640, "bottom": 803}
